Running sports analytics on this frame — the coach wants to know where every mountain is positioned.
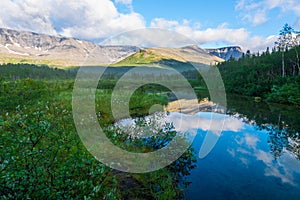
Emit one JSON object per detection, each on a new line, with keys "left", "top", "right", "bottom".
{"left": 206, "top": 46, "right": 243, "bottom": 61}
{"left": 0, "top": 28, "right": 139, "bottom": 68}
{"left": 115, "top": 45, "right": 224, "bottom": 67}
{"left": 0, "top": 28, "right": 226, "bottom": 68}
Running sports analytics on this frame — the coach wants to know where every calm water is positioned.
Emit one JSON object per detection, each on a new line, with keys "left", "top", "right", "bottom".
{"left": 184, "top": 95, "right": 300, "bottom": 200}
{"left": 185, "top": 117, "right": 300, "bottom": 199}
{"left": 116, "top": 95, "right": 300, "bottom": 199}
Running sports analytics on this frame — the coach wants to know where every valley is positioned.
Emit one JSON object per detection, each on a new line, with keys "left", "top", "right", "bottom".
{"left": 1, "top": 25, "right": 300, "bottom": 200}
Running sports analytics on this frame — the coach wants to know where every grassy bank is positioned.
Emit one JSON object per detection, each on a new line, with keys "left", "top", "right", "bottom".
{"left": 0, "top": 64, "right": 196, "bottom": 199}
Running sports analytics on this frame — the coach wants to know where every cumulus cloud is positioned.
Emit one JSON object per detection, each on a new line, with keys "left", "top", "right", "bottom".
{"left": 0, "top": 0, "right": 145, "bottom": 40}
{"left": 164, "top": 112, "right": 244, "bottom": 136}
{"left": 151, "top": 18, "right": 248, "bottom": 44}
{"left": 0, "top": 0, "right": 278, "bottom": 51}
{"left": 150, "top": 18, "right": 276, "bottom": 51}
{"left": 0, "top": 0, "right": 56, "bottom": 35}
{"left": 235, "top": 0, "right": 300, "bottom": 27}
{"left": 115, "top": 0, "right": 132, "bottom": 5}
{"left": 245, "top": 133, "right": 259, "bottom": 148}
{"left": 103, "top": 28, "right": 194, "bottom": 48}
{"left": 234, "top": 133, "right": 298, "bottom": 186}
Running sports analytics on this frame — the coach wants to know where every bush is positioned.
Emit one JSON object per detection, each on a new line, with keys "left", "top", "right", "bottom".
{"left": 267, "top": 84, "right": 300, "bottom": 105}
{"left": 0, "top": 104, "right": 117, "bottom": 199}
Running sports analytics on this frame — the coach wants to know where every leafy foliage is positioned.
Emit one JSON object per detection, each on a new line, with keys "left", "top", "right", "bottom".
{"left": 267, "top": 83, "right": 300, "bottom": 105}
{"left": 0, "top": 103, "right": 117, "bottom": 199}
{"left": 0, "top": 65, "right": 197, "bottom": 199}
{"left": 217, "top": 44, "right": 300, "bottom": 105}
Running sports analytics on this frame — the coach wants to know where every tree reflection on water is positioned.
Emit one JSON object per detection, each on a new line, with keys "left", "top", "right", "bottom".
{"left": 226, "top": 94, "right": 300, "bottom": 161}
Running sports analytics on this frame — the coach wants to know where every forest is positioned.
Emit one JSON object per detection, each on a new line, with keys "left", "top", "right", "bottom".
{"left": 217, "top": 24, "right": 300, "bottom": 106}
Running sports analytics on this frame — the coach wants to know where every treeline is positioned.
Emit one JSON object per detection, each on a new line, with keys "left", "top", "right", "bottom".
{"left": 217, "top": 45, "right": 300, "bottom": 106}
{"left": 0, "top": 63, "right": 77, "bottom": 80}
{"left": 0, "top": 63, "right": 200, "bottom": 81}
{"left": 0, "top": 63, "right": 204, "bottom": 94}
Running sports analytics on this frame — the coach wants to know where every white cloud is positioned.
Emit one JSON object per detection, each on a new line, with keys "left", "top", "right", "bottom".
{"left": 151, "top": 18, "right": 248, "bottom": 44}
{"left": 264, "top": 166, "right": 295, "bottom": 185}
{"left": 234, "top": 133, "right": 298, "bottom": 186}
{"left": 150, "top": 18, "right": 276, "bottom": 51}
{"left": 0, "top": 0, "right": 56, "bottom": 35}
{"left": 164, "top": 112, "right": 244, "bottom": 136}
{"left": 102, "top": 28, "right": 194, "bottom": 48}
{"left": 235, "top": 0, "right": 300, "bottom": 27}
{"left": 0, "top": 0, "right": 145, "bottom": 40}
{"left": 245, "top": 35, "right": 277, "bottom": 52}
{"left": 251, "top": 10, "right": 268, "bottom": 26}
{"left": 256, "top": 150, "right": 273, "bottom": 165}
{"left": 0, "top": 0, "right": 278, "bottom": 51}
{"left": 115, "top": 0, "right": 132, "bottom": 5}
{"left": 235, "top": 0, "right": 270, "bottom": 26}
{"left": 245, "top": 133, "right": 259, "bottom": 148}
{"left": 150, "top": 18, "right": 180, "bottom": 29}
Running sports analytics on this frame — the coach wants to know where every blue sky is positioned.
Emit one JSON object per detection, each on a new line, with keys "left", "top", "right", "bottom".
{"left": 0, "top": 0, "right": 299, "bottom": 51}
{"left": 132, "top": 0, "right": 294, "bottom": 35}
{"left": 132, "top": 0, "right": 237, "bottom": 28}
{"left": 130, "top": 0, "right": 299, "bottom": 49}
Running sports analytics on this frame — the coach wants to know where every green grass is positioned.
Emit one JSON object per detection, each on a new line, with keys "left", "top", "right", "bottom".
{"left": 0, "top": 55, "right": 80, "bottom": 69}
{"left": 111, "top": 49, "right": 189, "bottom": 67}
{"left": 112, "top": 50, "right": 162, "bottom": 66}
{"left": 0, "top": 69, "right": 196, "bottom": 199}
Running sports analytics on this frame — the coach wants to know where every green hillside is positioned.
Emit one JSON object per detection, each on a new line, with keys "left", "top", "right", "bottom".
{"left": 113, "top": 49, "right": 168, "bottom": 66}
{"left": 113, "top": 46, "right": 223, "bottom": 67}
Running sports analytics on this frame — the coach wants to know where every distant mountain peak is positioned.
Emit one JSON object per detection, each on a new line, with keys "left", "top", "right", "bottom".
{"left": 205, "top": 46, "right": 244, "bottom": 61}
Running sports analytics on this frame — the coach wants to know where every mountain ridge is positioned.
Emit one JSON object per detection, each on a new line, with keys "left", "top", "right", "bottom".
{"left": 0, "top": 28, "right": 139, "bottom": 68}
{"left": 0, "top": 28, "right": 239, "bottom": 68}
{"left": 206, "top": 46, "right": 243, "bottom": 61}
{"left": 113, "top": 45, "right": 224, "bottom": 67}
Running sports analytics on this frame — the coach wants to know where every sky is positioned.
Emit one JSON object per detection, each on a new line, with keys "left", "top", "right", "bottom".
{"left": 0, "top": 0, "right": 300, "bottom": 52}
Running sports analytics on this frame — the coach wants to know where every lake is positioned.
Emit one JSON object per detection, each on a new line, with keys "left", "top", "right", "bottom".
{"left": 115, "top": 94, "right": 300, "bottom": 199}
{"left": 185, "top": 95, "right": 300, "bottom": 200}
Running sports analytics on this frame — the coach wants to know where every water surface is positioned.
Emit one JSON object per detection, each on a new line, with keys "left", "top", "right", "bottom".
{"left": 184, "top": 96, "right": 300, "bottom": 199}
{"left": 115, "top": 95, "right": 300, "bottom": 199}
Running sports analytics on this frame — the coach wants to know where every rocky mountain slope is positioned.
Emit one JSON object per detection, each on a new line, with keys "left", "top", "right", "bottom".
{"left": 0, "top": 28, "right": 139, "bottom": 67}
{"left": 0, "top": 28, "right": 227, "bottom": 68}
{"left": 206, "top": 46, "right": 243, "bottom": 61}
